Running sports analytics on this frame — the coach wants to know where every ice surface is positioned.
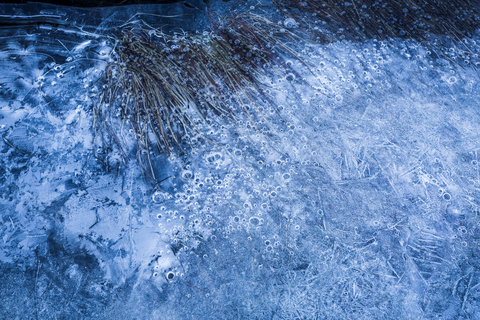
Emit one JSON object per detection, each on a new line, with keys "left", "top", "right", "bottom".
{"left": 1, "top": 1, "right": 480, "bottom": 319}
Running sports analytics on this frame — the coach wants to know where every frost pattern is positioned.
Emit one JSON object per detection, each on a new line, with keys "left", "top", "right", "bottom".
{"left": 1, "top": 2, "right": 480, "bottom": 319}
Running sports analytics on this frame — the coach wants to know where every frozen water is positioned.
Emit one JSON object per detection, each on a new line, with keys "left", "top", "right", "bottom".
{"left": 1, "top": 1, "right": 480, "bottom": 319}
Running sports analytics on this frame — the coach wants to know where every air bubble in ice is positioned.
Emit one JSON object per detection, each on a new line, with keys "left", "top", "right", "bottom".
{"left": 447, "top": 76, "right": 457, "bottom": 84}
{"left": 152, "top": 191, "right": 166, "bottom": 203}
{"left": 182, "top": 170, "right": 193, "bottom": 179}
{"left": 249, "top": 217, "right": 260, "bottom": 225}
{"left": 284, "top": 18, "right": 298, "bottom": 29}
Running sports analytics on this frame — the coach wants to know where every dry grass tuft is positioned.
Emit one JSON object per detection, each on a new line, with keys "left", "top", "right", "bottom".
{"left": 94, "top": 9, "right": 303, "bottom": 184}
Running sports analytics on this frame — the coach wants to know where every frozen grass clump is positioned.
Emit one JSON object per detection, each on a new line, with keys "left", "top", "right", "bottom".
{"left": 94, "top": 10, "right": 309, "bottom": 184}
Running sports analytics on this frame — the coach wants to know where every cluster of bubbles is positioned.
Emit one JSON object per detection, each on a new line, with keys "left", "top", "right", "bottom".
{"left": 141, "top": 13, "right": 480, "bottom": 317}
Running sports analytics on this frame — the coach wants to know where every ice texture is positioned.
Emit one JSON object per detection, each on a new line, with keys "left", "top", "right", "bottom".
{"left": 1, "top": 1, "right": 480, "bottom": 319}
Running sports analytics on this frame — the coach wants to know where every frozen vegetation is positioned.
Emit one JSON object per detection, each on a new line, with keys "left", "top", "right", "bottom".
{"left": 1, "top": 0, "right": 480, "bottom": 319}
